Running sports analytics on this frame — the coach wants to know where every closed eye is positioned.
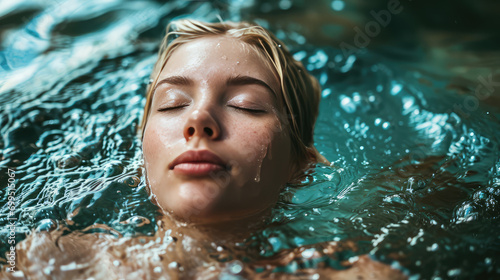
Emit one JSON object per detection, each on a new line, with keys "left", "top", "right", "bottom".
{"left": 158, "top": 105, "right": 189, "bottom": 112}
{"left": 229, "top": 105, "right": 266, "bottom": 114}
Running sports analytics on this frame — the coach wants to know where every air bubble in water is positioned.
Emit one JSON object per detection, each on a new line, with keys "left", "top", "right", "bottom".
{"left": 227, "top": 260, "right": 243, "bottom": 274}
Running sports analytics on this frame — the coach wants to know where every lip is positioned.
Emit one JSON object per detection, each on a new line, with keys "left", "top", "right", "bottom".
{"left": 169, "top": 150, "right": 229, "bottom": 176}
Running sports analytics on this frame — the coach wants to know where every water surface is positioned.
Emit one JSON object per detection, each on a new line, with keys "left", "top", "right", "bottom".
{"left": 1, "top": 0, "right": 499, "bottom": 279}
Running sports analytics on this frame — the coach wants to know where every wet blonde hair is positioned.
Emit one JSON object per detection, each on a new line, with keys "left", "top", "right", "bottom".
{"left": 139, "top": 19, "right": 327, "bottom": 171}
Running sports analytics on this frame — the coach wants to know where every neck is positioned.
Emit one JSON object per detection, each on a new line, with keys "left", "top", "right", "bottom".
{"left": 158, "top": 207, "right": 273, "bottom": 243}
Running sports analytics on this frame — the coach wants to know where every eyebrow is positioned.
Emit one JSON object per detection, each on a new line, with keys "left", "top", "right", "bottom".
{"left": 153, "top": 76, "right": 193, "bottom": 92}
{"left": 153, "top": 75, "right": 277, "bottom": 97}
{"left": 226, "top": 75, "right": 277, "bottom": 97}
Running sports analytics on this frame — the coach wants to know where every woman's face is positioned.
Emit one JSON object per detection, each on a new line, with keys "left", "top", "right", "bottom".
{"left": 142, "top": 35, "right": 293, "bottom": 223}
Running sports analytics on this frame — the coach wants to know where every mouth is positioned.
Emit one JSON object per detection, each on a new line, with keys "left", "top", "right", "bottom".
{"left": 169, "top": 150, "right": 229, "bottom": 176}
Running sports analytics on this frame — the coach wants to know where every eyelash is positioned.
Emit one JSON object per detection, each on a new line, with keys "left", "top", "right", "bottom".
{"left": 229, "top": 106, "right": 266, "bottom": 114}
{"left": 158, "top": 105, "right": 188, "bottom": 112}
{"left": 157, "top": 105, "right": 266, "bottom": 114}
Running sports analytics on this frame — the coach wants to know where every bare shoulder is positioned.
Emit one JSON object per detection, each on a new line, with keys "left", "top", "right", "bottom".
{"left": 248, "top": 241, "right": 407, "bottom": 280}
{"left": 3, "top": 226, "right": 183, "bottom": 279}
{"left": 2, "top": 228, "right": 119, "bottom": 279}
{"left": 315, "top": 255, "right": 407, "bottom": 280}
{"left": 255, "top": 255, "right": 407, "bottom": 280}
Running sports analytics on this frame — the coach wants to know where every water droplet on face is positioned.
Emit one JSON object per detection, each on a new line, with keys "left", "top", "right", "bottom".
{"left": 254, "top": 171, "right": 261, "bottom": 182}
{"left": 236, "top": 61, "right": 240, "bottom": 65}
{"left": 253, "top": 144, "right": 269, "bottom": 182}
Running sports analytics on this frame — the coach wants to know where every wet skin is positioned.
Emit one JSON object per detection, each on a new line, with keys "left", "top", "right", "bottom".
{"left": 142, "top": 35, "right": 294, "bottom": 223}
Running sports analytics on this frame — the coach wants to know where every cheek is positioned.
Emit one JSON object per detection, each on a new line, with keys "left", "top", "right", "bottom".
{"left": 142, "top": 125, "right": 158, "bottom": 162}
{"left": 225, "top": 118, "right": 291, "bottom": 206}
{"left": 142, "top": 117, "right": 184, "bottom": 178}
{"left": 231, "top": 122, "right": 271, "bottom": 158}
{"left": 238, "top": 115, "right": 287, "bottom": 156}
{"left": 143, "top": 117, "right": 182, "bottom": 153}
{"left": 228, "top": 118, "right": 289, "bottom": 176}
{"left": 143, "top": 123, "right": 164, "bottom": 168}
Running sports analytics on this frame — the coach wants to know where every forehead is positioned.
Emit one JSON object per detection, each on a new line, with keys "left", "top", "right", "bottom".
{"left": 158, "top": 35, "right": 279, "bottom": 93}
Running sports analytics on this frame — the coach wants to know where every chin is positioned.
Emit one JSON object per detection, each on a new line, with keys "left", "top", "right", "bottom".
{"left": 166, "top": 206, "right": 233, "bottom": 225}
{"left": 158, "top": 189, "right": 220, "bottom": 222}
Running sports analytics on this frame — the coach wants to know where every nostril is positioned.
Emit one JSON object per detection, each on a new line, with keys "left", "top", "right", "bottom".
{"left": 204, "top": 127, "right": 213, "bottom": 137}
{"left": 187, "top": 127, "right": 195, "bottom": 135}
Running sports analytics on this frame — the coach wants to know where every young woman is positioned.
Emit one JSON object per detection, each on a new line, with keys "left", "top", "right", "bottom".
{"left": 5, "top": 20, "right": 405, "bottom": 279}
{"left": 140, "top": 19, "right": 328, "bottom": 226}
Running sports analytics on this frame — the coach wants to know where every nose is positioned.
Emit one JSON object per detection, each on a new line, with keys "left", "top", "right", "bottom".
{"left": 183, "top": 109, "right": 221, "bottom": 141}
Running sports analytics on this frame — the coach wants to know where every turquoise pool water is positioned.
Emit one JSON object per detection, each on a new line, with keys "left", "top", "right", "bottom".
{"left": 1, "top": 0, "right": 499, "bottom": 278}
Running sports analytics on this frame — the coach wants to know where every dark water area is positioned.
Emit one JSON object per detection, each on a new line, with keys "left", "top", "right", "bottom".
{"left": 0, "top": 0, "right": 499, "bottom": 279}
